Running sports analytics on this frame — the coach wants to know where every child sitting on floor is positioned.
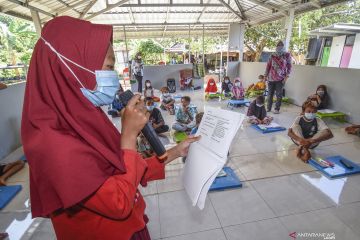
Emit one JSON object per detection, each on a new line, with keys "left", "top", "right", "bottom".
{"left": 144, "top": 80, "right": 160, "bottom": 102}
{"left": 232, "top": 78, "right": 245, "bottom": 100}
{"left": 205, "top": 78, "right": 218, "bottom": 94}
{"left": 288, "top": 100, "right": 333, "bottom": 163}
{"left": 307, "top": 85, "right": 329, "bottom": 110}
{"left": 160, "top": 87, "right": 175, "bottom": 115}
{"left": 221, "top": 76, "right": 233, "bottom": 97}
{"left": 145, "top": 97, "right": 169, "bottom": 134}
{"left": 247, "top": 96, "right": 273, "bottom": 125}
{"left": 247, "top": 74, "right": 266, "bottom": 92}
{"left": 172, "top": 96, "right": 197, "bottom": 133}
{"left": 190, "top": 112, "right": 204, "bottom": 135}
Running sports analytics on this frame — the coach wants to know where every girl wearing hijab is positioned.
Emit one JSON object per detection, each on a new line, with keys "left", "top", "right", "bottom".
{"left": 132, "top": 52, "right": 144, "bottom": 93}
{"left": 264, "top": 41, "right": 292, "bottom": 114}
{"left": 307, "top": 85, "right": 329, "bottom": 110}
{"left": 22, "top": 16, "right": 199, "bottom": 240}
{"left": 232, "top": 78, "right": 245, "bottom": 100}
{"left": 205, "top": 78, "right": 217, "bottom": 94}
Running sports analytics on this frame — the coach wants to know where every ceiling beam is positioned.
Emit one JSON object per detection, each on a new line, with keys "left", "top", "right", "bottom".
{"left": 112, "top": 21, "right": 234, "bottom": 27}
{"left": 42, "top": 0, "right": 90, "bottom": 22}
{"left": 80, "top": 0, "right": 98, "bottom": 19}
{"left": 55, "top": 0, "right": 81, "bottom": 15}
{"left": 245, "top": 0, "right": 281, "bottom": 12}
{"left": 92, "top": 10, "right": 232, "bottom": 14}
{"left": 85, "top": 0, "right": 130, "bottom": 20}
{"left": 162, "top": 7, "right": 170, "bottom": 38}
{"left": 110, "top": 3, "right": 224, "bottom": 7}
{"left": 6, "top": 0, "right": 55, "bottom": 18}
{"left": 218, "top": 0, "right": 244, "bottom": 20}
{"left": 234, "top": 0, "right": 247, "bottom": 19}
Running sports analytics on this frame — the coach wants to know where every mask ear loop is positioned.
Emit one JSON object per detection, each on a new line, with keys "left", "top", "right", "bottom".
{"left": 40, "top": 37, "right": 95, "bottom": 89}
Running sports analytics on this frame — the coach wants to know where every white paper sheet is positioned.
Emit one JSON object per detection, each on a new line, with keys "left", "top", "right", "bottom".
{"left": 183, "top": 107, "right": 245, "bottom": 209}
{"left": 258, "top": 122, "right": 281, "bottom": 130}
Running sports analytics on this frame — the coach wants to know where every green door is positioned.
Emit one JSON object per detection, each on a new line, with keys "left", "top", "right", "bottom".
{"left": 321, "top": 47, "right": 331, "bottom": 66}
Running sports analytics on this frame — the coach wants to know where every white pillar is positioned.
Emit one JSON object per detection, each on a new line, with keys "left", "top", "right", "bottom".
{"left": 226, "top": 25, "right": 230, "bottom": 74}
{"left": 285, "top": 8, "right": 295, "bottom": 51}
{"left": 239, "top": 23, "right": 246, "bottom": 62}
{"left": 30, "top": 10, "right": 42, "bottom": 37}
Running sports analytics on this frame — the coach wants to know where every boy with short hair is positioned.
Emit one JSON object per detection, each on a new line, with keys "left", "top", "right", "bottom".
{"left": 288, "top": 100, "right": 333, "bottom": 162}
{"left": 172, "top": 96, "right": 197, "bottom": 132}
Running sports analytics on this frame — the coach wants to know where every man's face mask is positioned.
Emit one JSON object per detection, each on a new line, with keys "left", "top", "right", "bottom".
{"left": 276, "top": 45, "right": 285, "bottom": 53}
{"left": 41, "top": 37, "right": 119, "bottom": 107}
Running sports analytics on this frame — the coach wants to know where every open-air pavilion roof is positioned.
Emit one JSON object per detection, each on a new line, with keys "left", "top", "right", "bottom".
{"left": 0, "top": 0, "right": 349, "bottom": 39}
{"left": 309, "top": 23, "right": 360, "bottom": 37}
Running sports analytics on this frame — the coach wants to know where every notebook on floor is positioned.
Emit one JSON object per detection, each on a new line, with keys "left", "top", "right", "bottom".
{"left": 251, "top": 122, "right": 286, "bottom": 134}
{"left": 309, "top": 156, "right": 360, "bottom": 179}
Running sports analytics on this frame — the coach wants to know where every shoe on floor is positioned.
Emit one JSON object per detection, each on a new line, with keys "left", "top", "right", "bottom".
{"left": 273, "top": 109, "right": 280, "bottom": 114}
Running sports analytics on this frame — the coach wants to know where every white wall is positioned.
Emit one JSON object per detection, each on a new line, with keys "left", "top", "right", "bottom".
{"left": 0, "top": 82, "right": 25, "bottom": 160}
{"left": 131, "top": 64, "right": 198, "bottom": 91}
{"left": 328, "top": 35, "right": 346, "bottom": 67}
{"left": 239, "top": 62, "right": 360, "bottom": 123}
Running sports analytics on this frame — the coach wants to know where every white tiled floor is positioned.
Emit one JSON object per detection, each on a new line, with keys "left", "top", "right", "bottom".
{"left": 1, "top": 88, "right": 360, "bottom": 240}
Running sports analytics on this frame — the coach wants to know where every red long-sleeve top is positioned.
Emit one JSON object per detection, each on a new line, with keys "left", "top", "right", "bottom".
{"left": 51, "top": 150, "right": 165, "bottom": 240}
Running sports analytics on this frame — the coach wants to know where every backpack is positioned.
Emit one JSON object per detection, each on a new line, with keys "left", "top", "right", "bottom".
{"left": 167, "top": 78, "right": 176, "bottom": 93}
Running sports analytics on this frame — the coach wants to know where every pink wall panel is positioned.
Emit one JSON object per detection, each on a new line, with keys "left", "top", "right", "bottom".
{"left": 340, "top": 46, "right": 353, "bottom": 68}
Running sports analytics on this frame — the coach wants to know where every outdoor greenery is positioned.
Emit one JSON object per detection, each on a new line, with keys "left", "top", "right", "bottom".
{"left": 0, "top": 14, "right": 37, "bottom": 79}
{"left": 245, "top": 0, "right": 360, "bottom": 61}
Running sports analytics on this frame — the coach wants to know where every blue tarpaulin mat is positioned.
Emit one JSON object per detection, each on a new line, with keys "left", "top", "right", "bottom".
{"left": 0, "top": 185, "right": 22, "bottom": 209}
{"left": 210, "top": 167, "right": 243, "bottom": 191}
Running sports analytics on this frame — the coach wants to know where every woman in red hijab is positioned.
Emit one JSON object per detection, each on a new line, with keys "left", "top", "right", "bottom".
{"left": 22, "top": 16, "right": 199, "bottom": 240}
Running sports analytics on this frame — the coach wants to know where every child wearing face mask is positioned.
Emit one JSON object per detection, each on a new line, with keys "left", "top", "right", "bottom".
{"left": 232, "top": 78, "right": 245, "bottom": 100}
{"left": 144, "top": 80, "right": 160, "bottom": 102}
{"left": 247, "top": 96, "right": 273, "bottom": 125}
{"left": 145, "top": 97, "right": 169, "bottom": 134}
{"left": 221, "top": 76, "right": 233, "bottom": 97}
{"left": 307, "top": 85, "right": 329, "bottom": 110}
{"left": 160, "top": 87, "right": 175, "bottom": 115}
{"left": 288, "top": 100, "right": 333, "bottom": 163}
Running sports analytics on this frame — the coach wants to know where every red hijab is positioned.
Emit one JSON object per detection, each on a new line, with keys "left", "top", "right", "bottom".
{"left": 21, "top": 16, "right": 125, "bottom": 218}
{"left": 205, "top": 78, "right": 217, "bottom": 93}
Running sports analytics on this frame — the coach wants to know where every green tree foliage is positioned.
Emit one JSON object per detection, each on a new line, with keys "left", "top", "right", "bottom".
{"left": 134, "top": 40, "right": 164, "bottom": 64}
{"left": 245, "top": 0, "right": 360, "bottom": 60}
{"left": 0, "top": 14, "right": 37, "bottom": 78}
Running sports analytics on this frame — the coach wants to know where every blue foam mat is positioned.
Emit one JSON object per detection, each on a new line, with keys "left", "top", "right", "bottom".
{"left": 251, "top": 124, "right": 287, "bottom": 134}
{"left": 309, "top": 155, "right": 360, "bottom": 179}
{"left": 0, "top": 185, "right": 22, "bottom": 209}
{"left": 228, "top": 99, "right": 250, "bottom": 105}
{"left": 210, "top": 167, "right": 242, "bottom": 191}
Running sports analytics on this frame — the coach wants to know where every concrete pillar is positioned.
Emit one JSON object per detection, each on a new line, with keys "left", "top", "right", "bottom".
{"left": 239, "top": 23, "right": 246, "bottom": 62}
{"left": 285, "top": 8, "right": 295, "bottom": 51}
